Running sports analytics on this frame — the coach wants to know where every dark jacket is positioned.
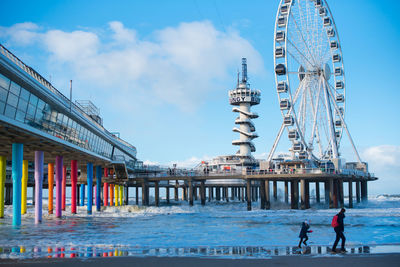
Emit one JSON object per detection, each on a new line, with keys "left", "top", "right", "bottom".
{"left": 299, "top": 222, "right": 310, "bottom": 238}
{"left": 335, "top": 212, "right": 345, "bottom": 232}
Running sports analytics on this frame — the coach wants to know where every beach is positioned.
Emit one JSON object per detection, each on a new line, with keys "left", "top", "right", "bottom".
{"left": 2, "top": 253, "right": 400, "bottom": 267}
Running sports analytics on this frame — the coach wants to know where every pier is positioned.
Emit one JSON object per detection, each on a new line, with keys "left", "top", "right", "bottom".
{"left": 0, "top": 41, "right": 378, "bottom": 227}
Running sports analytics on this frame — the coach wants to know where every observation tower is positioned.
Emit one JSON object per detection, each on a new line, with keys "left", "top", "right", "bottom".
{"left": 229, "top": 58, "right": 261, "bottom": 165}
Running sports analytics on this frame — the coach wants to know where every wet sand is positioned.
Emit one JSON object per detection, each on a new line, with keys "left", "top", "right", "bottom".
{"left": 2, "top": 254, "right": 400, "bottom": 267}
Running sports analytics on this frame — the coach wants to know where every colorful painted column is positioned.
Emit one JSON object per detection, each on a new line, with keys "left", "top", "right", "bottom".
{"left": 71, "top": 160, "right": 78, "bottom": 214}
{"left": 48, "top": 163, "right": 54, "bottom": 214}
{"left": 34, "top": 151, "right": 44, "bottom": 224}
{"left": 80, "top": 184, "right": 85, "bottom": 206}
{"left": 55, "top": 156, "right": 63, "bottom": 218}
{"left": 119, "top": 185, "right": 123, "bottom": 206}
{"left": 96, "top": 166, "right": 102, "bottom": 212}
{"left": 109, "top": 184, "right": 114, "bottom": 206}
{"left": 62, "top": 166, "right": 67, "bottom": 211}
{"left": 12, "top": 143, "right": 23, "bottom": 226}
{"left": 87, "top": 163, "right": 93, "bottom": 214}
{"left": 103, "top": 168, "right": 108, "bottom": 207}
{"left": 0, "top": 156, "right": 6, "bottom": 218}
{"left": 114, "top": 185, "right": 119, "bottom": 206}
{"left": 21, "top": 160, "right": 28, "bottom": 214}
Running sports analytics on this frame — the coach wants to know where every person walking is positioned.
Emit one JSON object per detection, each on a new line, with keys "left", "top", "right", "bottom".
{"left": 332, "top": 208, "right": 347, "bottom": 253}
{"left": 298, "top": 220, "right": 312, "bottom": 248}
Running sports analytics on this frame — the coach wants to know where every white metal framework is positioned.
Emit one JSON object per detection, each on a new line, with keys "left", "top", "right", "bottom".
{"left": 268, "top": 0, "right": 361, "bottom": 163}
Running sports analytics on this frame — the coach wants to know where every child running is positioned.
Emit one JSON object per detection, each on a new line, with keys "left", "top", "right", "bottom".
{"left": 298, "top": 220, "right": 312, "bottom": 248}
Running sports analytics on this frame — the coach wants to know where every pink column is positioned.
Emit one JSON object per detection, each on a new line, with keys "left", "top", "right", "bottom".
{"left": 103, "top": 168, "right": 108, "bottom": 206}
{"left": 62, "top": 166, "right": 66, "bottom": 211}
{"left": 55, "top": 156, "right": 63, "bottom": 218}
{"left": 34, "top": 151, "right": 44, "bottom": 224}
{"left": 71, "top": 160, "right": 77, "bottom": 214}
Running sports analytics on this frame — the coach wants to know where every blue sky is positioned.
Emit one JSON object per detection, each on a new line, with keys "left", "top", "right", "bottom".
{"left": 0, "top": 0, "right": 399, "bottom": 194}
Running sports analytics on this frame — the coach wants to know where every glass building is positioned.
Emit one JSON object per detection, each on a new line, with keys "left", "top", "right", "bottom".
{"left": 0, "top": 44, "right": 137, "bottom": 166}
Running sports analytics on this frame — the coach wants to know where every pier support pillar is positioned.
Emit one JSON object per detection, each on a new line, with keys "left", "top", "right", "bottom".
{"left": 174, "top": 180, "right": 179, "bottom": 201}
{"left": 348, "top": 181, "right": 353, "bottom": 208}
{"left": 34, "top": 151, "right": 44, "bottom": 223}
{"left": 103, "top": 168, "right": 109, "bottom": 207}
{"left": 71, "top": 160, "right": 77, "bottom": 214}
{"left": 62, "top": 165, "right": 67, "bottom": 211}
{"left": 87, "top": 163, "right": 93, "bottom": 214}
{"left": 290, "top": 180, "right": 299, "bottom": 209}
{"left": 188, "top": 180, "right": 193, "bottom": 206}
{"left": 96, "top": 166, "right": 102, "bottom": 212}
{"left": 48, "top": 163, "right": 54, "bottom": 214}
{"left": 356, "top": 181, "right": 361, "bottom": 203}
{"left": 231, "top": 187, "right": 234, "bottom": 201}
{"left": 300, "top": 179, "right": 306, "bottom": 210}
{"left": 305, "top": 181, "right": 310, "bottom": 209}
{"left": 246, "top": 179, "right": 252, "bottom": 211}
{"left": 55, "top": 155, "right": 63, "bottom": 218}
{"left": 265, "top": 180, "right": 270, "bottom": 209}
{"left": 338, "top": 180, "right": 344, "bottom": 208}
{"left": 124, "top": 184, "right": 129, "bottom": 205}
{"left": 208, "top": 187, "right": 212, "bottom": 202}
{"left": 200, "top": 181, "right": 205, "bottom": 206}
{"left": 216, "top": 187, "right": 221, "bottom": 201}
{"left": 114, "top": 184, "right": 119, "bottom": 206}
{"left": 183, "top": 186, "right": 187, "bottom": 201}
{"left": 324, "top": 181, "right": 330, "bottom": 208}
{"left": 166, "top": 186, "right": 170, "bottom": 204}
{"left": 119, "top": 184, "right": 123, "bottom": 205}
{"left": 284, "top": 181, "right": 288, "bottom": 204}
{"left": 135, "top": 186, "right": 139, "bottom": 205}
{"left": 260, "top": 180, "right": 266, "bottom": 209}
{"left": 140, "top": 184, "right": 144, "bottom": 205}
{"left": 225, "top": 187, "right": 229, "bottom": 202}
{"left": 12, "top": 143, "right": 23, "bottom": 226}
{"left": 110, "top": 184, "right": 114, "bottom": 206}
{"left": 0, "top": 156, "right": 5, "bottom": 218}
{"left": 76, "top": 184, "right": 80, "bottom": 206}
{"left": 21, "top": 160, "right": 28, "bottom": 215}
{"left": 361, "top": 181, "right": 368, "bottom": 203}
{"left": 80, "top": 184, "right": 85, "bottom": 206}
{"left": 332, "top": 180, "right": 338, "bottom": 208}
{"left": 273, "top": 181, "right": 277, "bottom": 201}
{"left": 155, "top": 181, "right": 159, "bottom": 207}
{"left": 315, "top": 182, "right": 320, "bottom": 204}
{"left": 5, "top": 184, "right": 12, "bottom": 205}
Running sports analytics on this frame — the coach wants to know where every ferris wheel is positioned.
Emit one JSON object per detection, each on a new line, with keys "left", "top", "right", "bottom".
{"left": 268, "top": 0, "right": 361, "bottom": 163}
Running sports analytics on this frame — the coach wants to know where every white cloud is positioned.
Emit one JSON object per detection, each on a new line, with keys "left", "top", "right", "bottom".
{"left": 0, "top": 22, "right": 39, "bottom": 45}
{"left": 362, "top": 145, "right": 400, "bottom": 168}
{"left": 1, "top": 21, "right": 264, "bottom": 112}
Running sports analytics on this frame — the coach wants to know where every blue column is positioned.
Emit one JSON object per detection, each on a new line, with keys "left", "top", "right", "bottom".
{"left": 12, "top": 143, "right": 23, "bottom": 226}
{"left": 96, "top": 166, "right": 102, "bottom": 212}
{"left": 87, "top": 163, "right": 93, "bottom": 214}
{"left": 80, "top": 184, "right": 85, "bottom": 206}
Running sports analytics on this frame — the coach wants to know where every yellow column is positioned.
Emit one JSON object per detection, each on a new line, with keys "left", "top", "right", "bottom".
{"left": 114, "top": 185, "right": 119, "bottom": 206}
{"left": 21, "top": 160, "right": 28, "bottom": 214}
{"left": 119, "top": 185, "right": 123, "bottom": 206}
{"left": 0, "top": 156, "right": 6, "bottom": 218}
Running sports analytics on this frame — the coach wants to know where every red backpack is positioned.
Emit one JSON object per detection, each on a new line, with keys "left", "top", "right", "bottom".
{"left": 331, "top": 215, "right": 339, "bottom": 228}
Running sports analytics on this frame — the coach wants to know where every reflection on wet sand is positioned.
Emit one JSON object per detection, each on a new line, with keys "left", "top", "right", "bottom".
{"left": 0, "top": 244, "right": 387, "bottom": 259}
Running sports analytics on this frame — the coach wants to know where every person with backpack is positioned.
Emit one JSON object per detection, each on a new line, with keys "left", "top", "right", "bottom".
{"left": 298, "top": 220, "right": 312, "bottom": 248}
{"left": 331, "top": 208, "right": 347, "bottom": 253}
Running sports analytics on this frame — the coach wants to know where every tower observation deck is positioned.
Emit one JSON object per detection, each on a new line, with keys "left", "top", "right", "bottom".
{"left": 229, "top": 58, "right": 261, "bottom": 164}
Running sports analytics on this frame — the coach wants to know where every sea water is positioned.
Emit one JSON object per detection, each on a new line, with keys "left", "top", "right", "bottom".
{"left": 0, "top": 195, "right": 399, "bottom": 259}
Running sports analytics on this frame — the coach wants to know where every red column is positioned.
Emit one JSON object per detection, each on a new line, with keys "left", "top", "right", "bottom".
{"left": 62, "top": 165, "right": 67, "bottom": 211}
{"left": 71, "top": 160, "right": 77, "bottom": 214}
{"left": 103, "top": 168, "right": 109, "bottom": 206}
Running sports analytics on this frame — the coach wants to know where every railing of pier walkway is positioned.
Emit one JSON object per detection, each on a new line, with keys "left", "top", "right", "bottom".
{"left": 129, "top": 167, "right": 372, "bottom": 179}
{"left": 0, "top": 44, "right": 136, "bottom": 154}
